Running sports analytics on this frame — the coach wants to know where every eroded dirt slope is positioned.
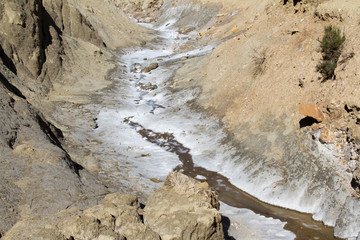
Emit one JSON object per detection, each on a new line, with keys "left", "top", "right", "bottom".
{"left": 172, "top": 0, "right": 360, "bottom": 238}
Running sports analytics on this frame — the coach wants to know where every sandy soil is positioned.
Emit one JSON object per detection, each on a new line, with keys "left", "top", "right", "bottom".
{"left": 173, "top": 0, "right": 360, "bottom": 149}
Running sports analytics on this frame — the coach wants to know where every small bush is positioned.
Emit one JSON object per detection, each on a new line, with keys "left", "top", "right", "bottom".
{"left": 317, "top": 25, "right": 345, "bottom": 80}
{"left": 251, "top": 49, "right": 266, "bottom": 77}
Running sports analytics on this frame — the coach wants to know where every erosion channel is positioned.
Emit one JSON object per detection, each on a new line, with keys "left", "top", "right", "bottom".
{"left": 91, "top": 18, "right": 338, "bottom": 239}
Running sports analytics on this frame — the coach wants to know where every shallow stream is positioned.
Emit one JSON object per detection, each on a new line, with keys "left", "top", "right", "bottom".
{"left": 92, "top": 18, "right": 340, "bottom": 240}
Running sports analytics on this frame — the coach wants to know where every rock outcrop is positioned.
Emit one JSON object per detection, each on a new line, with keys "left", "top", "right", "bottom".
{"left": 144, "top": 172, "right": 224, "bottom": 240}
{"left": 0, "top": 0, "right": 63, "bottom": 93}
{"left": 1, "top": 1, "right": 47, "bottom": 79}
{"left": 3, "top": 173, "right": 225, "bottom": 240}
{"left": 0, "top": 63, "right": 108, "bottom": 236}
{"left": 0, "top": 0, "right": 155, "bottom": 97}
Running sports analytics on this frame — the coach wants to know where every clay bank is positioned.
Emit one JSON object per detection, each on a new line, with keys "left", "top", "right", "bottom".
{"left": 0, "top": 0, "right": 360, "bottom": 239}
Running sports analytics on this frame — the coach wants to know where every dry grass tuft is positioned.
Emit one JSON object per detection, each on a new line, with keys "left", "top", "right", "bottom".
{"left": 251, "top": 49, "right": 267, "bottom": 77}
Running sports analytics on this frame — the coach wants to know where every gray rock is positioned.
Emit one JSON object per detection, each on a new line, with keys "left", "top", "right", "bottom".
{"left": 0, "top": 179, "right": 22, "bottom": 237}
{"left": 0, "top": 64, "right": 108, "bottom": 235}
{"left": 334, "top": 196, "right": 360, "bottom": 239}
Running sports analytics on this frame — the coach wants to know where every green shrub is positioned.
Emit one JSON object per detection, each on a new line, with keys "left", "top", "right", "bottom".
{"left": 317, "top": 25, "right": 345, "bottom": 80}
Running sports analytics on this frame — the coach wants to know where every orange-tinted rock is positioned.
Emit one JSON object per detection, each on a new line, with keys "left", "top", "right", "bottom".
{"left": 299, "top": 104, "right": 325, "bottom": 122}
{"left": 133, "top": 12, "right": 146, "bottom": 21}
{"left": 319, "top": 128, "right": 336, "bottom": 144}
{"left": 198, "top": 30, "right": 207, "bottom": 36}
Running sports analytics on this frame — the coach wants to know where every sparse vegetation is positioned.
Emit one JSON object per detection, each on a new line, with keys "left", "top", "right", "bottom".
{"left": 251, "top": 49, "right": 266, "bottom": 77}
{"left": 316, "top": 25, "right": 345, "bottom": 80}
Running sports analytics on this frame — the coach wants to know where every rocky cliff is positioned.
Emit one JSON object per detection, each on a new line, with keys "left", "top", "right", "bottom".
{"left": 0, "top": 62, "right": 108, "bottom": 237}
{"left": 0, "top": 0, "right": 154, "bottom": 97}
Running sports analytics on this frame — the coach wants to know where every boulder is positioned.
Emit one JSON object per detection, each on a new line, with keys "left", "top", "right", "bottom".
{"left": 299, "top": 104, "right": 325, "bottom": 122}
{"left": 178, "top": 26, "right": 195, "bottom": 34}
{"left": 144, "top": 172, "right": 224, "bottom": 240}
{"left": 141, "top": 63, "right": 159, "bottom": 73}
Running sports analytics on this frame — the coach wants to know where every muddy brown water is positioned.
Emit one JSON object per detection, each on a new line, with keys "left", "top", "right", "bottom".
{"left": 124, "top": 117, "right": 342, "bottom": 240}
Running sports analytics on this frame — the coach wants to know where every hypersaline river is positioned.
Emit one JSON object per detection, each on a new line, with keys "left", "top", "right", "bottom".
{"left": 92, "top": 17, "right": 341, "bottom": 240}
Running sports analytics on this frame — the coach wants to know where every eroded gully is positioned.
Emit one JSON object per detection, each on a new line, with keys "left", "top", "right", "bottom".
{"left": 94, "top": 20, "right": 340, "bottom": 240}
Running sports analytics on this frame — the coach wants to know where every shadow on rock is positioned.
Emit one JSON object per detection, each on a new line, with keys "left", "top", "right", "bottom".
{"left": 222, "top": 215, "right": 236, "bottom": 240}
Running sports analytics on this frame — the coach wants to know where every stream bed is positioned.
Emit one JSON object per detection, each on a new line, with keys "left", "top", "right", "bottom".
{"left": 91, "top": 18, "right": 340, "bottom": 240}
